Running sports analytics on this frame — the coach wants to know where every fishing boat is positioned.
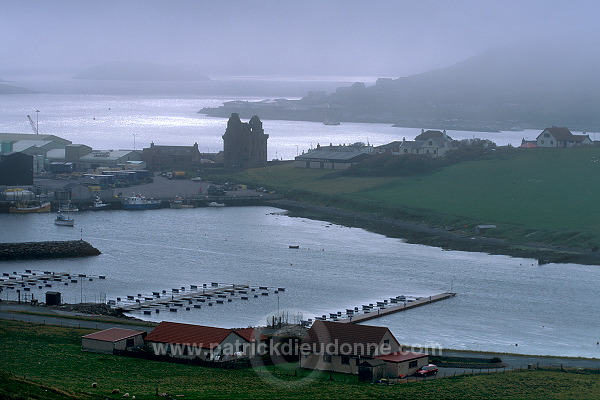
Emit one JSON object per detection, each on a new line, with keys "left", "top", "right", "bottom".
{"left": 207, "top": 201, "right": 225, "bottom": 207}
{"left": 122, "top": 194, "right": 162, "bottom": 210}
{"left": 90, "top": 196, "right": 109, "bottom": 210}
{"left": 54, "top": 211, "right": 74, "bottom": 226}
{"left": 59, "top": 201, "right": 79, "bottom": 212}
{"left": 170, "top": 196, "right": 194, "bottom": 209}
{"left": 9, "top": 201, "right": 51, "bottom": 214}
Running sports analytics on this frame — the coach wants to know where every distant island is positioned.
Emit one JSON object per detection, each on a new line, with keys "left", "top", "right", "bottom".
{"left": 73, "top": 62, "right": 210, "bottom": 81}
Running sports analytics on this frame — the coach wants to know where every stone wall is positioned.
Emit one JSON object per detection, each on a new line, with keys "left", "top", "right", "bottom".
{"left": 0, "top": 241, "right": 101, "bottom": 260}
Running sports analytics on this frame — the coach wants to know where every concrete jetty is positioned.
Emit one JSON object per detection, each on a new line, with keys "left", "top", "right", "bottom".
{"left": 337, "top": 292, "right": 456, "bottom": 324}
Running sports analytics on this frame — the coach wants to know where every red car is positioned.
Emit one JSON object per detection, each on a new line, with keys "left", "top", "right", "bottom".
{"left": 416, "top": 364, "right": 438, "bottom": 376}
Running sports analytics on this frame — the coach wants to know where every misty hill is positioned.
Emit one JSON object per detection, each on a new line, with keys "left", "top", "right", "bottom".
{"left": 306, "top": 44, "right": 600, "bottom": 131}
{"left": 0, "top": 83, "right": 36, "bottom": 94}
{"left": 73, "top": 62, "right": 210, "bottom": 81}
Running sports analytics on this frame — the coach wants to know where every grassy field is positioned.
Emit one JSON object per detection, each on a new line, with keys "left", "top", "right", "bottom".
{"left": 2, "top": 319, "right": 600, "bottom": 399}
{"left": 219, "top": 147, "right": 600, "bottom": 248}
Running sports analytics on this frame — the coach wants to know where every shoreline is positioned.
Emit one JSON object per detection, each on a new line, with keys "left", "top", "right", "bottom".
{"left": 1, "top": 302, "right": 598, "bottom": 363}
{"left": 268, "top": 199, "right": 600, "bottom": 266}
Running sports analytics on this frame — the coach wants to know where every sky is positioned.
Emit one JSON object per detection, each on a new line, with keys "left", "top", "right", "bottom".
{"left": 2, "top": 0, "right": 600, "bottom": 78}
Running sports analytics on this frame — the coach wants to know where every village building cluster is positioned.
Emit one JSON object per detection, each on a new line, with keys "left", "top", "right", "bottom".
{"left": 81, "top": 319, "right": 431, "bottom": 381}
{"left": 1, "top": 118, "right": 595, "bottom": 193}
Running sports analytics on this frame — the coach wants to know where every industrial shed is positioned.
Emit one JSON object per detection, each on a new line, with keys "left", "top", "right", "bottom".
{"left": 81, "top": 328, "right": 145, "bottom": 354}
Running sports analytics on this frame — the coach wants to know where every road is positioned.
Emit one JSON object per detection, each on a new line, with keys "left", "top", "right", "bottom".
{"left": 0, "top": 302, "right": 155, "bottom": 332}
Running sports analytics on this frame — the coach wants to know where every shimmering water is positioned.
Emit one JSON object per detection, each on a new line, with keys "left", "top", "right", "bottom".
{"left": 0, "top": 77, "right": 554, "bottom": 161}
{"left": 0, "top": 208, "right": 599, "bottom": 359}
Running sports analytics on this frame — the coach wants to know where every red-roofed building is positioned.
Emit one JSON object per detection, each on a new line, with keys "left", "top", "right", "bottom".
{"left": 145, "top": 321, "right": 251, "bottom": 361}
{"left": 374, "top": 351, "right": 429, "bottom": 377}
{"left": 299, "top": 320, "right": 403, "bottom": 375}
{"left": 81, "top": 328, "right": 145, "bottom": 354}
{"left": 519, "top": 139, "right": 537, "bottom": 148}
{"left": 536, "top": 127, "right": 592, "bottom": 148}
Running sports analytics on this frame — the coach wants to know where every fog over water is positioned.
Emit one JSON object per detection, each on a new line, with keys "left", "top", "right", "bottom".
{"left": 3, "top": 1, "right": 600, "bottom": 78}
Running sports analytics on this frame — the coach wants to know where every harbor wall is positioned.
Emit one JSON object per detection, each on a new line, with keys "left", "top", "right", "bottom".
{"left": 0, "top": 240, "right": 101, "bottom": 261}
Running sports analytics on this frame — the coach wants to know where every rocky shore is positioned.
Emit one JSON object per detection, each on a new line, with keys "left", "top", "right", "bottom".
{"left": 0, "top": 240, "right": 101, "bottom": 261}
{"left": 269, "top": 199, "right": 600, "bottom": 266}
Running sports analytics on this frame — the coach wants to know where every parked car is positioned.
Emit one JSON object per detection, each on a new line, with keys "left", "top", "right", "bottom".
{"left": 416, "top": 364, "right": 438, "bottom": 376}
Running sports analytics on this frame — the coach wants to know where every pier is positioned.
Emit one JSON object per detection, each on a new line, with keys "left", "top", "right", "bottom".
{"left": 313, "top": 292, "right": 457, "bottom": 324}
{"left": 114, "top": 283, "right": 285, "bottom": 313}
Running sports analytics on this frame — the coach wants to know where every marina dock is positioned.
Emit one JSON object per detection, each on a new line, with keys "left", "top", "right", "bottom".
{"left": 334, "top": 292, "right": 457, "bottom": 324}
{"left": 114, "top": 283, "right": 285, "bottom": 313}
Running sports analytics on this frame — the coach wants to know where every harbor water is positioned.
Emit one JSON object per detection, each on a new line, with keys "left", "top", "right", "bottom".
{"left": 0, "top": 207, "right": 599, "bottom": 359}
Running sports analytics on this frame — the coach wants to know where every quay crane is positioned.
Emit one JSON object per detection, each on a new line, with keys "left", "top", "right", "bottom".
{"left": 27, "top": 113, "right": 39, "bottom": 134}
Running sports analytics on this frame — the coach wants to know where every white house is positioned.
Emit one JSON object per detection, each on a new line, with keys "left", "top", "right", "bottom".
{"left": 375, "top": 130, "right": 454, "bottom": 158}
{"left": 536, "top": 127, "right": 592, "bottom": 148}
{"left": 144, "top": 321, "right": 253, "bottom": 361}
{"left": 398, "top": 130, "right": 455, "bottom": 157}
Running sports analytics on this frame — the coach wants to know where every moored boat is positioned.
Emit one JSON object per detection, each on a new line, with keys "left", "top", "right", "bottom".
{"left": 207, "top": 201, "right": 225, "bottom": 207}
{"left": 170, "top": 196, "right": 194, "bottom": 209}
{"left": 9, "top": 201, "right": 51, "bottom": 214}
{"left": 59, "top": 202, "right": 79, "bottom": 212}
{"left": 54, "top": 212, "right": 75, "bottom": 226}
{"left": 122, "top": 194, "right": 162, "bottom": 210}
{"left": 90, "top": 196, "right": 110, "bottom": 210}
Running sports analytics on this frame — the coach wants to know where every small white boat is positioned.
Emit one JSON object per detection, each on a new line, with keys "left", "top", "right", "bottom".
{"left": 54, "top": 212, "right": 75, "bottom": 226}
{"left": 207, "top": 201, "right": 225, "bottom": 207}
{"left": 91, "top": 196, "right": 109, "bottom": 210}
{"left": 59, "top": 201, "right": 79, "bottom": 212}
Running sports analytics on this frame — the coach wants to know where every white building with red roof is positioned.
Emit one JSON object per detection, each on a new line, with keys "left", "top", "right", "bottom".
{"left": 81, "top": 327, "right": 145, "bottom": 354}
{"left": 300, "top": 320, "right": 430, "bottom": 379}
{"left": 536, "top": 127, "right": 593, "bottom": 148}
{"left": 144, "top": 321, "right": 254, "bottom": 361}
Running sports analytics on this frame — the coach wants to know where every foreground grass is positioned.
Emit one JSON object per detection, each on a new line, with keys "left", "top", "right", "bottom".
{"left": 2, "top": 319, "right": 600, "bottom": 399}
{"left": 218, "top": 147, "right": 600, "bottom": 248}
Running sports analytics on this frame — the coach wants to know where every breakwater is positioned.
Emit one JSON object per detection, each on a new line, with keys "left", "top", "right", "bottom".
{"left": 0, "top": 241, "right": 101, "bottom": 261}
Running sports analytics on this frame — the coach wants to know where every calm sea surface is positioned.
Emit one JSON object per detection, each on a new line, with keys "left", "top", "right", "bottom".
{"left": 0, "top": 78, "right": 599, "bottom": 358}
{"left": 0, "top": 208, "right": 599, "bottom": 359}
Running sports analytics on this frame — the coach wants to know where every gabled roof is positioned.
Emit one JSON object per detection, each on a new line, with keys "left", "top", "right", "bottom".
{"left": 82, "top": 328, "right": 144, "bottom": 342}
{"left": 234, "top": 327, "right": 265, "bottom": 343}
{"left": 415, "top": 130, "right": 452, "bottom": 141}
{"left": 374, "top": 141, "right": 403, "bottom": 150}
{"left": 542, "top": 127, "right": 572, "bottom": 140}
{"left": 572, "top": 135, "right": 591, "bottom": 142}
{"left": 295, "top": 149, "right": 369, "bottom": 162}
{"left": 398, "top": 140, "right": 424, "bottom": 149}
{"left": 374, "top": 351, "right": 428, "bottom": 363}
{"left": 304, "top": 320, "right": 396, "bottom": 356}
{"left": 145, "top": 321, "right": 249, "bottom": 349}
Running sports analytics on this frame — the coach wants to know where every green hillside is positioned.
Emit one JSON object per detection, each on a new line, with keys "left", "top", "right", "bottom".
{"left": 224, "top": 147, "right": 600, "bottom": 249}
{"left": 2, "top": 319, "right": 600, "bottom": 400}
